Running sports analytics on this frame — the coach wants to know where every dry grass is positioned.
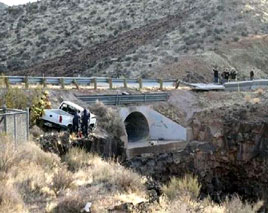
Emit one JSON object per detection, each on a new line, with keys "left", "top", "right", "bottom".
{"left": 157, "top": 176, "right": 263, "bottom": 213}
{"left": 89, "top": 101, "right": 125, "bottom": 138}
{"left": 63, "top": 147, "right": 95, "bottom": 171}
{"left": 64, "top": 147, "right": 145, "bottom": 194}
{"left": 51, "top": 168, "right": 74, "bottom": 195}
{"left": 0, "top": 136, "right": 263, "bottom": 212}
{"left": 0, "top": 135, "right": 17, "bottom": 173}
{"left": 0, "top": 182, "right": 27, "bottom": 213}
{"left": 153, "top": 195, "right": 263, "bottom": 213}
{"left": 162, "top": 174, "right": 201, "bottom": 201}
{"left": 52, "top": 193, "right": 87, "bottom": 213}
{"left": 17, "top": 142, "right": 61, "bottom": 170}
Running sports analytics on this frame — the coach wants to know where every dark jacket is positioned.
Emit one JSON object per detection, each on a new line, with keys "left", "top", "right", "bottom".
{"left": 82, "top": 109, "right": 90, "bottom": 124}
{"left": 73, "top": 112, "right": 80, "bottom": 125}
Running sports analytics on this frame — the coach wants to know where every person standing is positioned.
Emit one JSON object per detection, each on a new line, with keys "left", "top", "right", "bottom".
{"left": 72, "top": 111, "right": 80, "bottom": 135}
{"left": 250, "top": 70, "right": 254, "bottom": 81}
{"left": 213, "top": 66, "right": 219, "bottom": 84}
{"left": 81, "top": 108, "right": 90, "bottom": 138}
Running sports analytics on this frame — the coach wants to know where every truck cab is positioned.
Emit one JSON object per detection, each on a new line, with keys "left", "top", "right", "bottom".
{"left": 59, "top": 101, "right": 83, "bottom": 116}
{"left": 41, "top": 101, "right": 96, "bottom": 131}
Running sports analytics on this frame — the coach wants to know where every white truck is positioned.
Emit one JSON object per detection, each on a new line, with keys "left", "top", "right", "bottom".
{"left": 40, "top": 101, "right": 96, "bottom": 131}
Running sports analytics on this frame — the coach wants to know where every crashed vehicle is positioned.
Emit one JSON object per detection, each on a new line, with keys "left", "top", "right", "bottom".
{"left": 40, "top": 101, "right": 96, "bottom": 130}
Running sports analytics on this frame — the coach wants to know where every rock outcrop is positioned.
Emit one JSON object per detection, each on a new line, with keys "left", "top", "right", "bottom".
{"left": 126, "top": 102, "right": 268, "bottom": 203}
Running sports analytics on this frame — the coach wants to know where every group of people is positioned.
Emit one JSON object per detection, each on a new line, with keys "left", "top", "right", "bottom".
{"left": 213, "top": 66, "right": 255, "bottom": 84}
{"left": 213, "top": 66, "right": 237, "bottom": 84}
{"left": 72, "top": 108, "right": 91, "bottom": 138}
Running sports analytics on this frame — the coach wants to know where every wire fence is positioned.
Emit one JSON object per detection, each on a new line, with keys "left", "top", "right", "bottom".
{"left": 0, "top": 108, "right": 29, "bottom": 145}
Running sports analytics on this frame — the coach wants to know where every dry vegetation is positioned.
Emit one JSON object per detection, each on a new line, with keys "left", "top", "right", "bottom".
{"left": 0, "top": 134, "right": 263, "bottom": 212}
{"left": 89, "top": 101, "right": 125, "bottom": 138}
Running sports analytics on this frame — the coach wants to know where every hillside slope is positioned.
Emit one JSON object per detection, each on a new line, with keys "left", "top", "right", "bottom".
{"left": 1, "top": 0, "right": 268, "bottom": 81}
{"left": 0, "top": 2, "right": 7, "bottom": 11}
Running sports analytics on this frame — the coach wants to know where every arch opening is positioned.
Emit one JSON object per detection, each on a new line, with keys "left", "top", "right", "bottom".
{"left": 124, "top": 112, "right": 149, "bottom": 143}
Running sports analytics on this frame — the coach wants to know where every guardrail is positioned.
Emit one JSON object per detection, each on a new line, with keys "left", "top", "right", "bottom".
{"left": 1, "top": 76, "right": 178, "bottom": 90}
{"left": 2, "top": 76, "right": 268, "bottom": 91}
{"left": 224, "top": 79, "right": 268, "bottom": 91}
{"left": 76, "top": 93, "right": 169, "bottom": 105}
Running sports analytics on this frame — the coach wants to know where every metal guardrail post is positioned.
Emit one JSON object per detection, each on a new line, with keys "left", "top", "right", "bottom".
{"left": 60, "top": 78, "right": 65, "bottom": 89}
{"left": 124, "top": 78, "right": 127, "bottom": 89}
{"left": 72, "top": 79, "right": 79, "bottom": 90}
{"left": 24, "top": 76, "right": 29, "bottom": 89}
{"left": 108, "top": 78, "right": 113, "bottom": 89}
{"left": 159, "top": 79, "right": 163, "bottom": 90}
{"left": 93, "top": 78, "right": 97, "bottom": 90}
{"left": 41, "top": 77, "right": 47, "bottom": 88}
{"left": 138, "top": 78, "right": 143, "bottom": 90}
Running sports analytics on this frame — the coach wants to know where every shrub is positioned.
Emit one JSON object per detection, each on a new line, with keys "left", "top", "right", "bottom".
{"left": 63, "top": 147, "right": 95, "bottom": 171}
{"left": 241, "top": 31, "right": 248, "bottom": 37}
{"left": 91, "top": 159, "right": 145, "bottom": 194}
{"left": 51, "top": 168, "right": 74, "bottom": 195}
{"left": 0, "top": 135, "right": 17, "bottom": 173}
{"left": 223, "top": 195, "right": 263, "bottom": 213}
{"left": 162, "top": 174, "right": 201, "bottom": 201}
{"left": 17, "top": 142, "right": 61, "bottom": 170}
{"left": 89, "top": 101, "right": 125, "bottom": 138}
{"left": 0, "top": 182, "right": 26, "bottom": 213}
{"left": 53, "top": 192, "right": 88, "bottom": 213}
{"left": 0, "top": 88, "right": 42, "bottom": 110}
{"left": 233, "top": 37, "right": 240, "bottom": 42}
{"left": 0, "top": 88, "right": 28, "bottom": 109}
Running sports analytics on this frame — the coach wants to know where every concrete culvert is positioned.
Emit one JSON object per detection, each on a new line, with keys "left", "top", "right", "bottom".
{"left": 124, "top": 112, "right": 149, "bottom": 142}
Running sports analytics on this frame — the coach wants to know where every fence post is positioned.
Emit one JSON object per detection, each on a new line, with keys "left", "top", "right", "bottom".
{"left": 26, "top": 108, "right": 30, "bottom": 141}
{"left": 24, "top": 76, "right": 29, "bottom": 89}
{"left": 159, "top": 79, "right": 163, "bottom": 90}
{"left": 123, "top": 78, "right": 127, "bottom": 89}
{"left": 138, "top": 78, "right": 143, "bottom": 90}
{"left": 13, "top": 114, "right": 17, "bottom": 147}
{"left": 3, "top": 105, "right": 7, "bottom": 133}
{"left": 108, "top": 78, "right": 113, "bottom": 89}
{"left": 93, "top": 78, "right": 97, "bottom": 90}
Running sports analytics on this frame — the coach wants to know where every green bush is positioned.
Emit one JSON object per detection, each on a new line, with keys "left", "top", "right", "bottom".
{"left": 0, "top": 88, "right": 28, "bottom": 109}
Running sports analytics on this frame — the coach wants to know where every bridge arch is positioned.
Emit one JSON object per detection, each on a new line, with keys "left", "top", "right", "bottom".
{"left": 124, "top": 111, "right": 149, "bottom": 142}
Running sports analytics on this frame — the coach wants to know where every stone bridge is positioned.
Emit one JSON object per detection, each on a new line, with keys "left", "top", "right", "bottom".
{"left": 119, "top": 106, "right": 188, "bottom": 158}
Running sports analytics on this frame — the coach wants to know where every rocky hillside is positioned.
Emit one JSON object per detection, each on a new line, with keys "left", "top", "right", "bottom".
{"left": 0, "top": 2, "right": 7, "bottom": 11}
{"left": 0, "top": 0, "right": 268, "bottom": 81}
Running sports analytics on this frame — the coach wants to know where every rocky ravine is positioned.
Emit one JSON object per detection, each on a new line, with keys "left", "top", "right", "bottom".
{"left": 126, "top": 102, "right": 268, "bottom": 205}
{"left": 1, "top": 0, "right": 268, "bottom": 81}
